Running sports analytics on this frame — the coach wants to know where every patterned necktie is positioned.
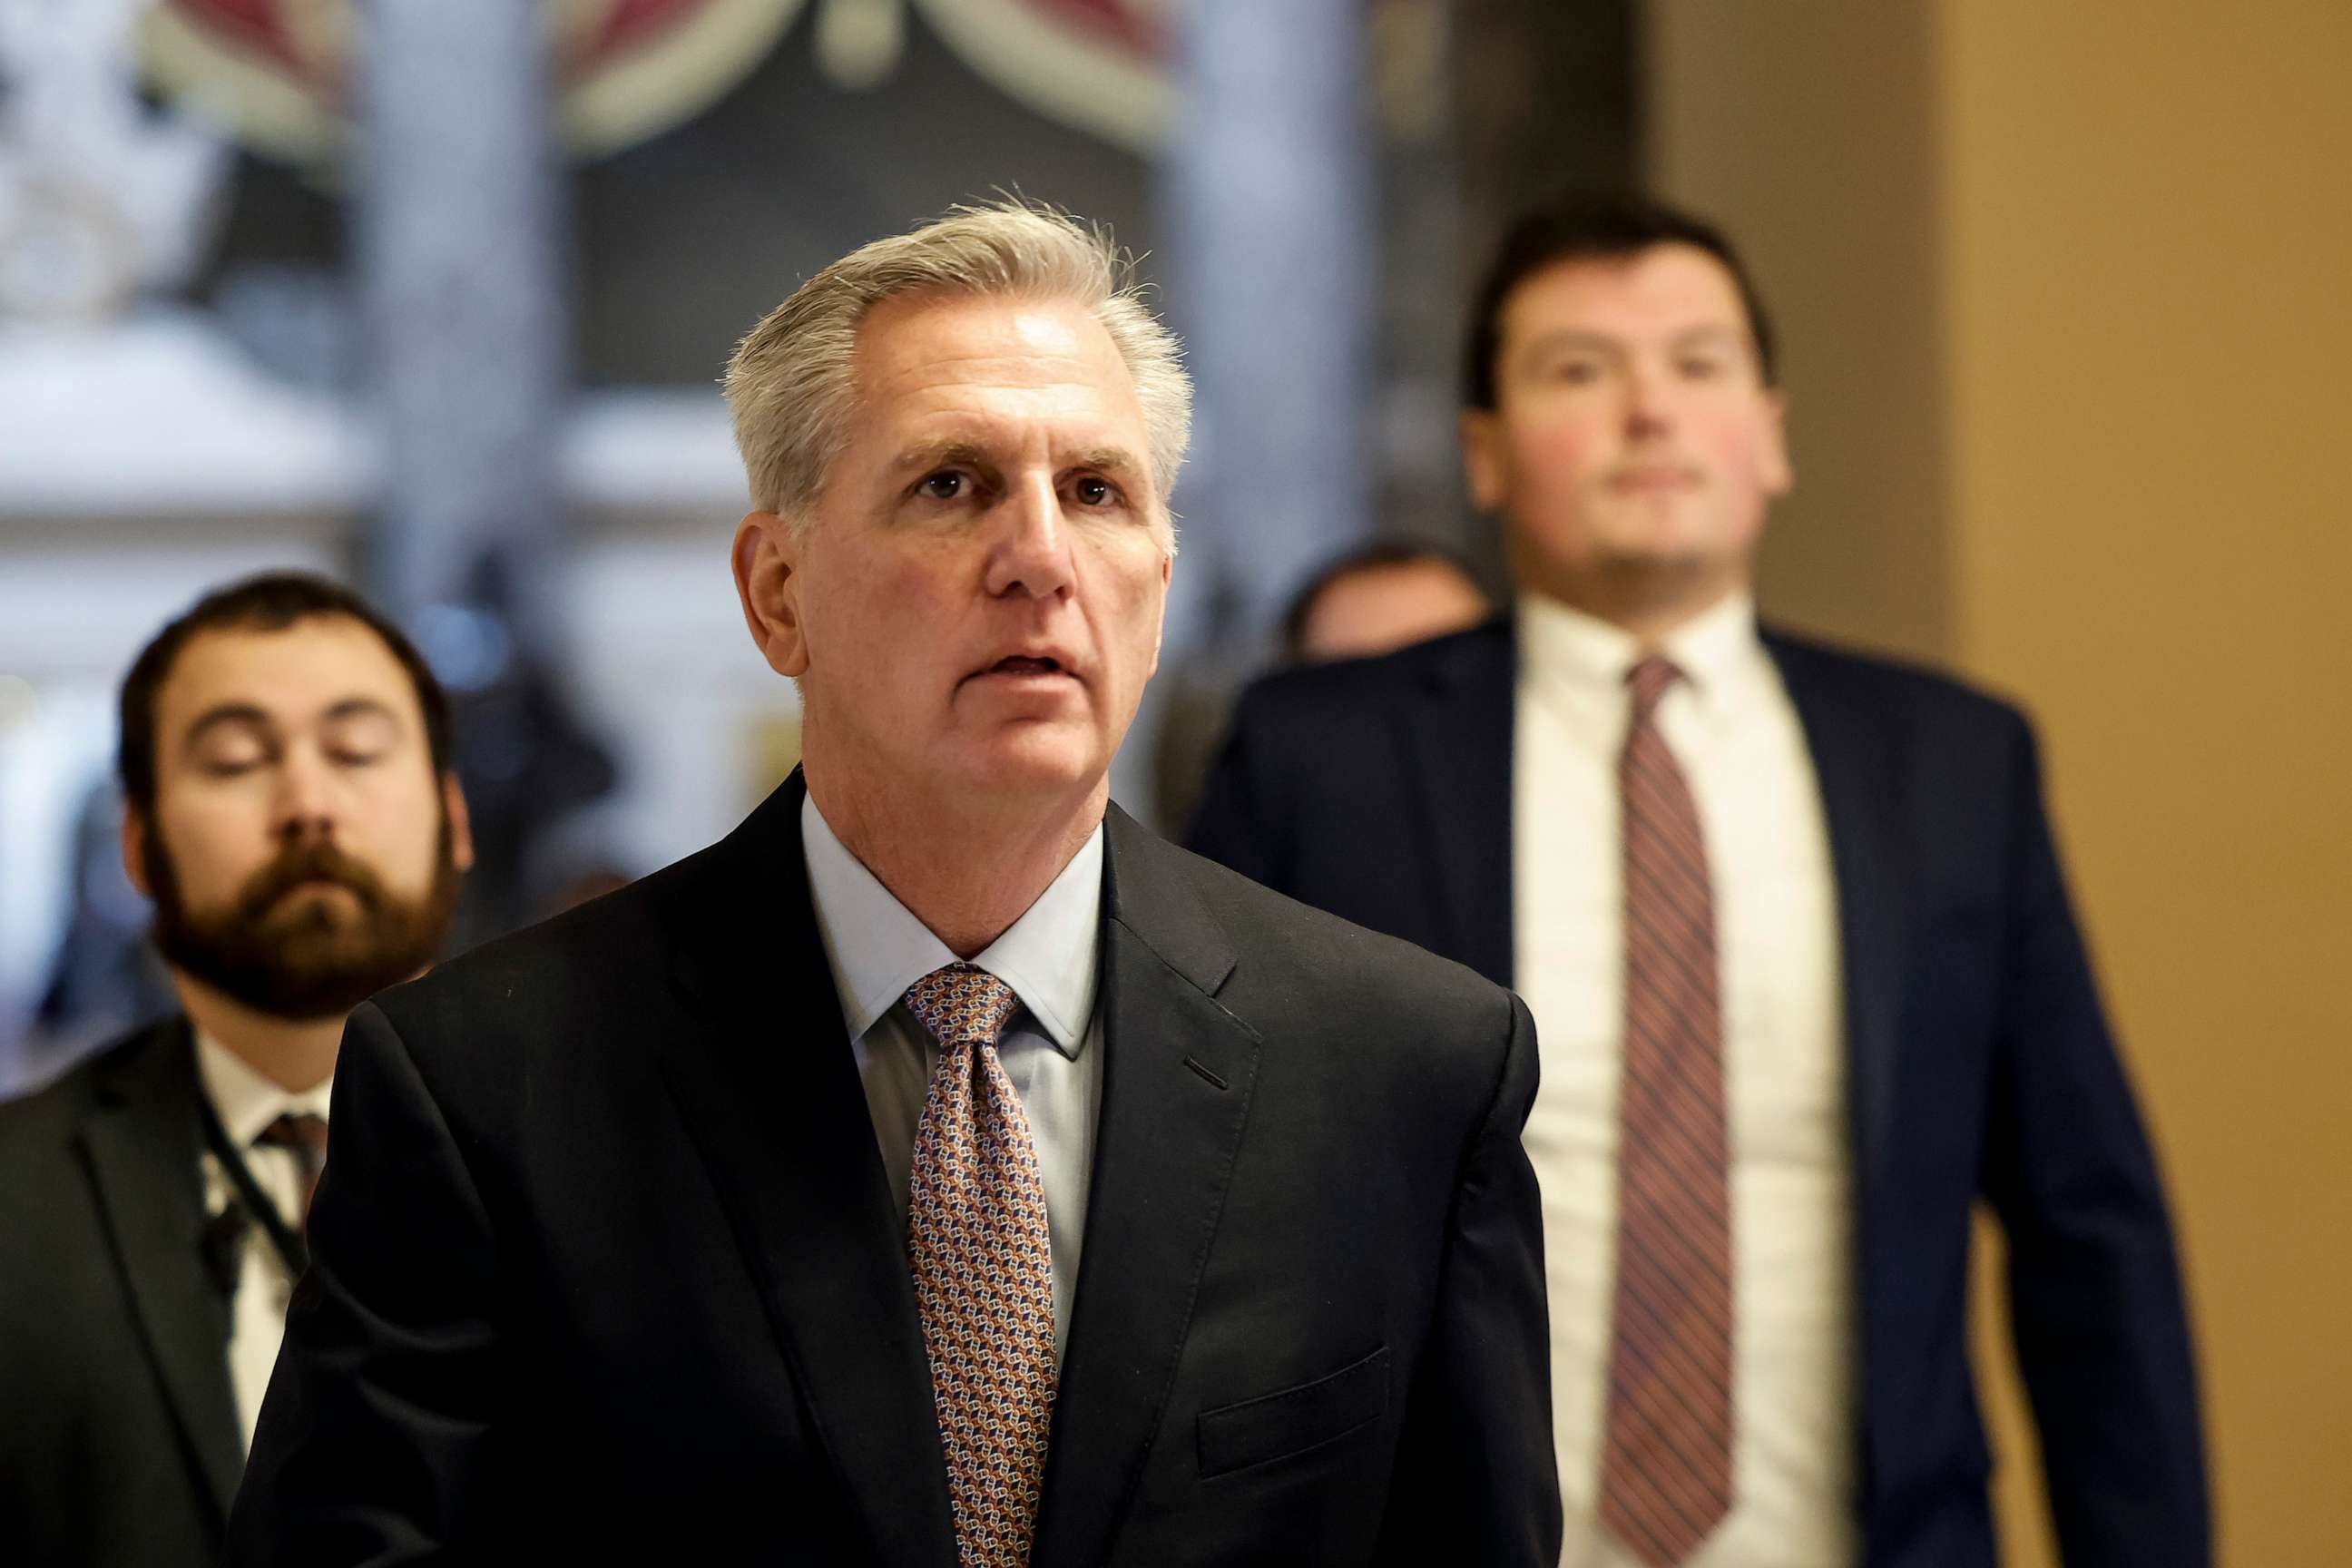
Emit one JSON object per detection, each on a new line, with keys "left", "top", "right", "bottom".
{"left": 903, "top": 963, "right": 1058, "bottom": 1568}
{"left": 254, "top": 1112, "right": 329, "bottom": 1230}
{"left": 1598, "top": 656, "right": 1736, "bottom": 1567}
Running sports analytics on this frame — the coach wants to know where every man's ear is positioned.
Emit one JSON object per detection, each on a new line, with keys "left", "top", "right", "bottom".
{"left": 731, "top": 511, "right": 810, "bottom": 679}
{"left": 121, "top": 802, "right": 152, "bottom": 898}
{"left": 442, "top": 772, "right": 476, "bottom": 874}
{"left": 1458, "top": 408, "right": 1507, "bottom": 513}
{"left": 1759, "top": 387, "right": 1795, "bottom": 497}
{"left": 1146, "top": 549, "right": 1171, "bottom": 678}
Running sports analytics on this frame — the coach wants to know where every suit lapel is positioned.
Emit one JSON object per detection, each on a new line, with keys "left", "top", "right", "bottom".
{"left": 1396, "top": 622, "right": 1518, "bottom": 987}
{"left": 1032, "top": 808, "right": 1261, "bottom": 1568}
{"left": 656, "top": 773, "right": 956, "bottom": 1568}
{"left": 1764, "top": 633, "right": 1910, "bottom": 1199}
{"left": 75, "top": 1018, "right": 243, "bottom": 1520}
{"left": 1765, "top": 632, "right": 1913, "bottom": 1504}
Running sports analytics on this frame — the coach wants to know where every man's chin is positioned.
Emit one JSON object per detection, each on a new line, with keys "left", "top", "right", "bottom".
{"left": 952, "top": 728, "right": 1111, "bottom": 799}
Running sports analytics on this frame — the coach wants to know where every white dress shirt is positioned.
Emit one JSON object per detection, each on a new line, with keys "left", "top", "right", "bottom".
{"left": 799, "top": 793, "right": 1104, "bottom": 1363}
{"left": 194, "top": 1032, "right": 332, "bottom": 1453}
{"left": 1513, "top": 590, "right": 1858, "bottom": 1567}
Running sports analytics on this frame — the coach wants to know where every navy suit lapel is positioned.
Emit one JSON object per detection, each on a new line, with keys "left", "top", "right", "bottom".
{"left": 1033, "top": 808, "right": 1261, "bottom": 1568}
{"left": 1763, "top": 632, "right": 1910, "bottom": 1207}
{"left": 1764, "top": 631, "right": 1913, "bottom": 1504}
{"left": 657, "top": 773, "right": 956, "bottom": 1568}
{"left": 1396, "top": 622, "right": 1518, "bottom": 987}
{"left": 74, "top": 1017, "right": 243, "bottom": 1521}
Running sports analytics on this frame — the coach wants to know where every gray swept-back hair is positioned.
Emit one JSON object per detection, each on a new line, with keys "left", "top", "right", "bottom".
{"left": 722, "top": 200, "right": 1191, "bottom": 549}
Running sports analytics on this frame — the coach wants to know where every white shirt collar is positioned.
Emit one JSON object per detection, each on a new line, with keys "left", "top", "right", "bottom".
{"left": 799, "top": 793, "right": 1103, "bottom": 1059}
{"left": 193, "top": 1028, "right": 333, "bottom": 1148}
{"left": 1517, "top": 586, "right": 1765, "bottom": 720}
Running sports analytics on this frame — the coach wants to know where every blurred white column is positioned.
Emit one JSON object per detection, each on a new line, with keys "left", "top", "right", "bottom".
{"left": 1158, "top": 0, "right": 1377, "bottom": 644}
{"left": 355, "top": 0, "right": 566, "bottom": 651}
{"left": 1128, "top": 0, "right": 1376, "bottom": 824}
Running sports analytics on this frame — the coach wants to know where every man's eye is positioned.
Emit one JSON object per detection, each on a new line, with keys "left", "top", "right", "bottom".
{"left": 1546, "top": 360, "right": 1603, "bottom": 386}
{"left": 917, "top": 472, "right": 966, "bottom": 501}
{"left": 329, "top": 748, "right": 386, "bottom": 769}
{"left": 1679, "top": 357, "right": 1726, "bottom": 380}
{"left": 1073, "top": 476, "right": 1114, "bottom": 506}
{"left": 199, "top": 756, "right": 263, "bottom": 778}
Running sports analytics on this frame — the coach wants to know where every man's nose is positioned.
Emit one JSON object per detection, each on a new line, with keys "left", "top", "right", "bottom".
{"left": 1624, "top": 361, "right": 1677, "bottom": 436}
{"left": 270, "top": 747, "right": 339, "bottom": 842}
{"left": 985, "top": 475, "right": 1077, "bottom": 601}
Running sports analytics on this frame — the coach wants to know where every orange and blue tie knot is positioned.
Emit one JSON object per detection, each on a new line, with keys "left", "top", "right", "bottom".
{"left": 905, "top": 962, "right": 1023, "bottom": 1050}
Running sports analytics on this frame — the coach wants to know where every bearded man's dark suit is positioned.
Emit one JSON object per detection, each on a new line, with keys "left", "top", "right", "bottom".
{"left": 226, "top": 771, "right": 1559, "bottom": 1565}
{"left": 1186, "top": 618, "right": 2209, "bottom": 1568}
{"left": 0, "top": 1016, "right": 243, "bottom": 1568}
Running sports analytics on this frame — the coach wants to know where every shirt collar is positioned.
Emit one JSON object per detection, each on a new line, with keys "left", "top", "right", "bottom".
{"left": 1517, "top": 586, "right": 1763, "bottom": 717}
{"left": 193, "top": 1029, "right": 333, "bottom": 1149}
{"left": 799, "top": 793, "right": 1103, "bottom": 1059}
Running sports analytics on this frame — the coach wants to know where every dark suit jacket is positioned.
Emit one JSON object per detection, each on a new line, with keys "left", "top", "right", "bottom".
{"left": 0, "top": 1016, "right": 245, "bottom": 1568}
{"left": 227, "top": 774, "right": 1560, "bottom": 1565}
{"left": 1188, "top": 618, "right": 2210, "bottom": 1568}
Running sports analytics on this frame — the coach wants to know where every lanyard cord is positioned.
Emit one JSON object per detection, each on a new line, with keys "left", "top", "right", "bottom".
{"left": 198, "top": 1093, "right": 309, "bottom": 1279}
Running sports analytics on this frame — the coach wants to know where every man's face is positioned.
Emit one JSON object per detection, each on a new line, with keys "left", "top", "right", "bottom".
{"left": 1460, "top": 243, "right": 1790, "bottom": 613}
{"left": 740, "top": 290, "right": 1171, "bottom": 810}
{"left": 128, "top": 616, "right": 471, "bottom": 1021}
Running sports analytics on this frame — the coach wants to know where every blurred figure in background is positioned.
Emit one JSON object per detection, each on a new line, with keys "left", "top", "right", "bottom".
{"left": 1191, "top": 193, "right": 2208, "bottom": 1567}
{"left": 1284, "top": 541, "right": 1493, "bottom": 663}
{"left": 0, "top": 573, "right": 470, "bottom": 1568}
{"left": 1146, "top": 542, "right": 1490, "bottom": 838}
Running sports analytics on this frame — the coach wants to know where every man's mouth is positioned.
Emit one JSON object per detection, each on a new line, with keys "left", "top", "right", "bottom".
{"left": 1612, "top": 466, "right": 1700, "bottom": 492}
{"left": 983, "top": 655, "right": 1067, "bottom": 677}
{"left": 268, "top": 877, "right": 362, "bottom": 911}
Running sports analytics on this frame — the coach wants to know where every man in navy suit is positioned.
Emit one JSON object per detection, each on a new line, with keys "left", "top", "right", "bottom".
{"left": 1190, "top": 194, "right": 2208, "bottom": 1567}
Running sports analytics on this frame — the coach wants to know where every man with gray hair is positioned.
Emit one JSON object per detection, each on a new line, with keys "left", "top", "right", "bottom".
{"left": 229, "top": 201, "right": 1560, "bottom": 1566}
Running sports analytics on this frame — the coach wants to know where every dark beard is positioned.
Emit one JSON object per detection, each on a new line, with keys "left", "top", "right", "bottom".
{"left": 146, "top": 820, "right": 463, "bottom": 1022}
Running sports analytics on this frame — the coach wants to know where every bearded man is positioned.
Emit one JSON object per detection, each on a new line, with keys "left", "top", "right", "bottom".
{"left": 0, "top": 572, "right": 472, "bottom": 1568}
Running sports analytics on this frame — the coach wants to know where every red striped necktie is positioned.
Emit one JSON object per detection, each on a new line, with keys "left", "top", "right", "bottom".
{"left": 1598, "top": 655, "right": 1736, "bottom": 1566}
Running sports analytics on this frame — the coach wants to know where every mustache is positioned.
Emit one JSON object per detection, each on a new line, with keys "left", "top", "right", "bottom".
{"left": 234, "top": 840, "right": 388, "bottom": 919}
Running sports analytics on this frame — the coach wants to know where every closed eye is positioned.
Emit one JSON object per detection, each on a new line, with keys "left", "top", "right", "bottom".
{"left": 191, "top": 731, "right": 275, "bottom": 776}
{"left": 199, "top": 754, "right": 269, "bottom": 779}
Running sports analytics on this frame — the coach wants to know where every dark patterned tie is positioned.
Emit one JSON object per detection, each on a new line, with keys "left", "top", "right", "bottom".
{"left": 1598, "top": 656, "right": 1736, "bottom": 1567}
{"left": 903, "top": 964, "right": 1057, "bottom": 1568}
{"left": 254, "top": 1112, "right": 329, "bottom": 1230}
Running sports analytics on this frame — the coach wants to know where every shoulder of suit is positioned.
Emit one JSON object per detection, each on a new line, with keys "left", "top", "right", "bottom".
{"left": 368, "top": 838, "right": 723, "bottom": 1038}
{"left": 1231, "top": 618, "right": 1513, "bottom": 721}
{"left": 1761, "top": 622, "right": 2034, "bottom": 739}
{"left": 0, "top": 1015, "right": 188, "bottom": 1162}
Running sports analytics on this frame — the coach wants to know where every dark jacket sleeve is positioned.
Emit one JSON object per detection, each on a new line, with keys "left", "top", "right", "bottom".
{"left": 227, "top": 1001, "right": 503, "bottom": 1565}
{"left": 1372, "top": 993, "right": 1561, "bottom": 1566}
{"left": 1982, "top": 717, "right": 2210, "bottom": 1564}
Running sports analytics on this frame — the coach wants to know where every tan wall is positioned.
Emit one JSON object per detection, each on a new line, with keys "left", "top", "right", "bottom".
{"left": 1649, "top": 3, "right": 2352, "bottom": 1563}
{"left": 1644, "top": 0, "right": 1953, "bottom": 662}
